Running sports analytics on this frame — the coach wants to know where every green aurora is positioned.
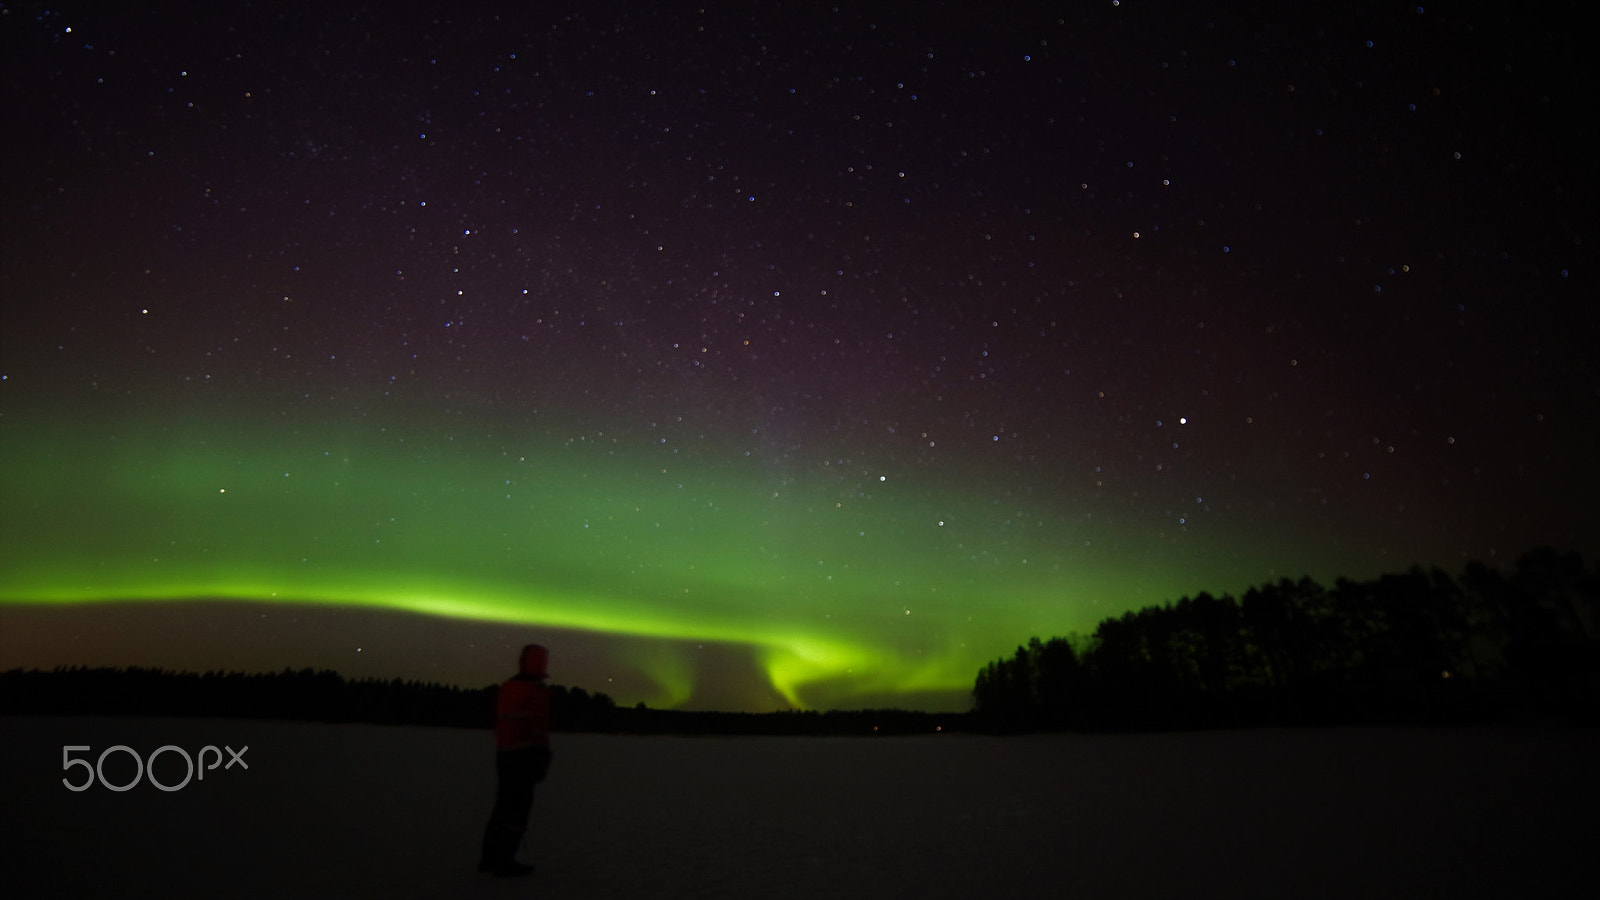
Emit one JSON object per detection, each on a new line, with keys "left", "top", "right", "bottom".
{"left": 1, "top": 401, "right": 1361, "bottom": 710}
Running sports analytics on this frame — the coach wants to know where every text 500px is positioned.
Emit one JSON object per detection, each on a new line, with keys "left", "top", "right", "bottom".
{"left": 62, "top": 744, "right": 249, "bottom": 792}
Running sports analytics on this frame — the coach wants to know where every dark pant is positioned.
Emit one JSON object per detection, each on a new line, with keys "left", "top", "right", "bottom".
{"left": 480, "top": 746, "right": 552, "bottom": 867}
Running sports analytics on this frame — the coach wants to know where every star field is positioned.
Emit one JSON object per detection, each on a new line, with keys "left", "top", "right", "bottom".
{"left": 1, "top": 1, "right": 1593, "bottom": 710}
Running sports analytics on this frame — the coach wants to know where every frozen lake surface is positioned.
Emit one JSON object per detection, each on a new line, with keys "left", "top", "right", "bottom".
{"left": 3, "top": 716, "right": 1594, "bottom": 898}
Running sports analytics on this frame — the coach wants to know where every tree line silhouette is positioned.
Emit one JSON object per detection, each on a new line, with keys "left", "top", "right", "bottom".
{"left": 973, "top": 547, "right": 1598, "bottom": 731}
{"left": 0, "top": 666, "right": 625, "bottom": 731}
{"left": 0, "top": 665, "right": 958, "bottom": 734}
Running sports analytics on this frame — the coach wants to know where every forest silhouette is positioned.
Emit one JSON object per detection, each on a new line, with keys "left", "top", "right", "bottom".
{"left": 4, "top": 549, "right": 1593, "bottom": 734}
{"left": 974, "top": 547, "right": 1597, "bottom": 731}
{"left": 0, "top": 665, "right": 954, "bottom": 735}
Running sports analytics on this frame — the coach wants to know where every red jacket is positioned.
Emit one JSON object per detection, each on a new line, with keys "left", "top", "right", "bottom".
{"left": 495, "top": 675, "right": 551, "bottom": 749}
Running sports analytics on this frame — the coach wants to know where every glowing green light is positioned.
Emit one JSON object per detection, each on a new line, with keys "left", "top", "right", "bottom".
{"left": 0, "top": 403, "right": 1329, "bottom": 709}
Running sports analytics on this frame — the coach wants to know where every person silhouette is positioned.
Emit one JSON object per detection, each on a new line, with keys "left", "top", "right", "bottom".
{"left": 478, "top": 643, "right": 553, "bottom": 877}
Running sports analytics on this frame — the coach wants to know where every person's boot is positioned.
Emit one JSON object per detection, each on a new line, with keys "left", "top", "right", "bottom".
{"left": 488, "top": 826, "right": 534, "bottom": 877}
{"left": 494, "top": 860, "right": 536, "bottom": 878}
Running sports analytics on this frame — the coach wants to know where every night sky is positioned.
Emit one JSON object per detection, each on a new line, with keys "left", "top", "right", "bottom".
{"left": 1, "top": 1, "right": 1593, "bottom": 711}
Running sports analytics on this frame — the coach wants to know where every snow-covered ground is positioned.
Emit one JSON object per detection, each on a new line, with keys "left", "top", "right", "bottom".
{"left": 3, "top": 716, "right": 1592, "bottom": 898}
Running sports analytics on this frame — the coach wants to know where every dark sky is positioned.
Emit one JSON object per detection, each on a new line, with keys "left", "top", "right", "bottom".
{"left": 1, "top": 1, "right": 1593, "bottom": 710}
